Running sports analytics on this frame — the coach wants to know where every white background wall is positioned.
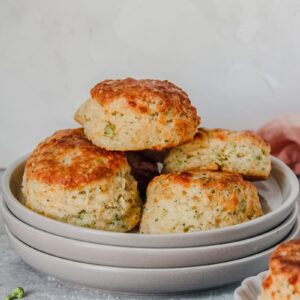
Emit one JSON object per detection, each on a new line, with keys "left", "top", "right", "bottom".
{"left": 1, "top": 0, "right": 300, "bottom": 167}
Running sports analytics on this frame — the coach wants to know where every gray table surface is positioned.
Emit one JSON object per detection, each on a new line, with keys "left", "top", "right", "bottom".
{"left": 0, "top": 170, "right": 298, "bottom": 300}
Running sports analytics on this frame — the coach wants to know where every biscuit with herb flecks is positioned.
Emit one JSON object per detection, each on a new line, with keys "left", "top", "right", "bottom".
{"left": 140, "top": 171, "right": 262, "bottom": 234}
{"left": 163, "top": 128, "right": 271, "bottom": 180}
{"left": 22, "top": 128, "right": 142, "bottom": 232}
{"left": 74, "top": 78, "right": 200, "bottom": 151}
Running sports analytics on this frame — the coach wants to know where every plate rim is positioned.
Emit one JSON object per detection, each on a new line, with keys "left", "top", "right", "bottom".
{"left": 1, "top": 154, "right": 299, "bottom": 247}
{"left": 1, "top": 198, "right": 298, "bottom": 251}
{"left": 1, "top": 199, "right": 298, "bottom": 268}
{"left": 5, "top": 216, "right": 300, "bottom": 271}
{"left": 4, "top": 219, "right": 299, "bottom": 294}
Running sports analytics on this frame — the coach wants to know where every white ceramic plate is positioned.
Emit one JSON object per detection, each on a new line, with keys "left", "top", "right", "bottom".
{"left": 234, "top": 271, "right": 267, "bottom": 300}
{"left": 2, "top": 155, "right": 299, "bottom": 248}
{"left": 1, "top": 199, "right": 297, "bottom": 268}
{"left": 5, "top": 218, "right": 300, "bottom": 294}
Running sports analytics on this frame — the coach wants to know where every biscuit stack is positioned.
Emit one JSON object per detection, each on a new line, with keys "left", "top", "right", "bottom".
{"left": 22, "top": 78, "right": 271, "bottom": 233}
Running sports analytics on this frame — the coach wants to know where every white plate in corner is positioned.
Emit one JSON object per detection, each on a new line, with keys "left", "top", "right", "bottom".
{"left": 1, "top": 155, "right": 299, "bottom": 248}
{"left": 234, "top": 271, "right": 267, "bottom": 300}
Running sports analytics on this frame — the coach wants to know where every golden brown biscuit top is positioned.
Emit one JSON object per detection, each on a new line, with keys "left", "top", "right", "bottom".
{"left": 90, "top": 78, "right": 199, "bottom": 117}
{"left": 150, "top": 170, "right": 249, "bottom": 190}
{"left": 25, "top": 128, "right": 127, "bottom": 188}
{"left": 149, "top": 171, "right": 253, "bottom": 205}
{"left": 194, "top": 128, "right": 271, "bottom": 152}
{"left": 148, "top": 171, "right": 259, "bottom": 215}
{"left": 269, "top": 239, "right": 300, "bottom": 286}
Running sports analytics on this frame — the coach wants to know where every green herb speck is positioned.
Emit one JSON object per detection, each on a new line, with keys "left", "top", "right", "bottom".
{"left": 4, "top": 287, "right": 24, "bottom": 300}
{"left": 104, "top": 122, "right": 116, "bottom": 138}
{"left": 77, "top": 210, "right": 86, "bottom": 219}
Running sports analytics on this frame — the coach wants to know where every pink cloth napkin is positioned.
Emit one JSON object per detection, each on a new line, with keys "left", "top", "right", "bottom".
{"left": 257, "top": 114, "right": 300, "bottom": 175}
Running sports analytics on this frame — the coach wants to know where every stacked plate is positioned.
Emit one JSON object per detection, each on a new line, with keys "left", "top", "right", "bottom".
{"left": 1, "top": 155, "right": 299, "bottom": 294}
